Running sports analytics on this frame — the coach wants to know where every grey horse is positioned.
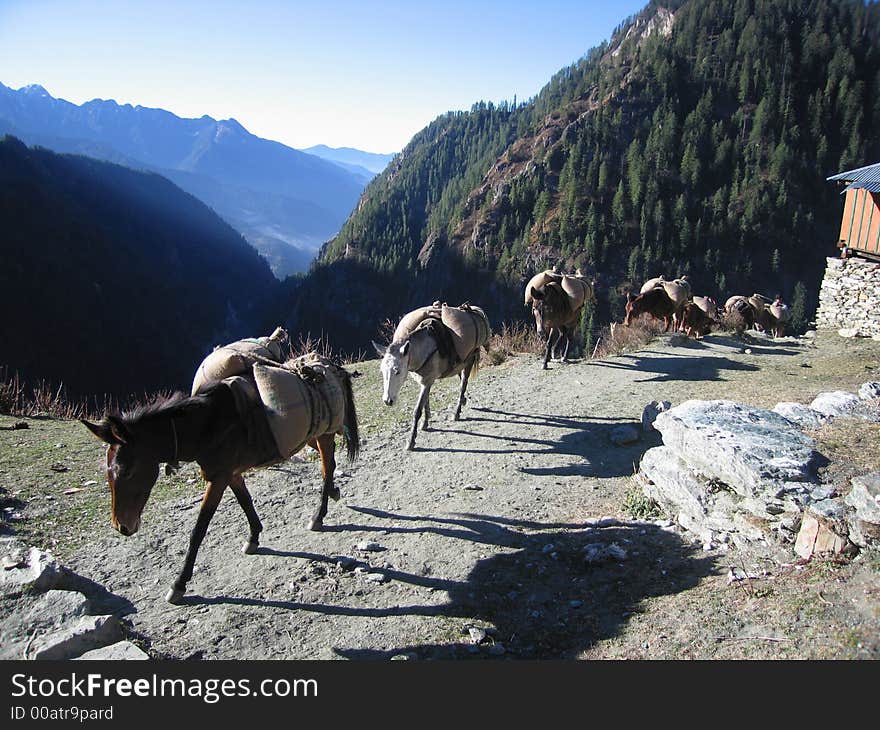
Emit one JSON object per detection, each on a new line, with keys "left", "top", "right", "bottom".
{"left": 373, "top": 313, "right": 488, "bottom": 450}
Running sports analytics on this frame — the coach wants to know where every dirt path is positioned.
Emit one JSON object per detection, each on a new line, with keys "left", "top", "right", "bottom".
{"left": 25, "top": 331, "right": 880, "bottom": 659}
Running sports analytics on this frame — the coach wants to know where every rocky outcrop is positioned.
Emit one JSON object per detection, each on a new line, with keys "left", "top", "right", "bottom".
{"left": 637, "top": 390, "right": 880, "bottom": 559}
{"left": 0, "top": 539, "right": 141, "bottom": 660}
{"left": 815, "top": 256, "right": 880, "bottom": 338}
{"left": 637, "top": 400, "right": 824, "bottom": 553}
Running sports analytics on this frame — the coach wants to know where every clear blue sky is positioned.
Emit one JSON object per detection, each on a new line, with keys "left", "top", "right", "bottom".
{"left": 0, "top": 0, "right": 647, "bottom": 153}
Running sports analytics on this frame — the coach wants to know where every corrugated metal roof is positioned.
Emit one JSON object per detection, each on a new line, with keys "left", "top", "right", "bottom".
{"left": 827, "top": 161, "right": 880, "bottom": 192}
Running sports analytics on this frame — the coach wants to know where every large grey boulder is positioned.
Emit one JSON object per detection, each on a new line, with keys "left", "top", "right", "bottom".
{"left": 74, "top": 641, "right": 149, "bottom": 661}
{"left": 810, "top": 390, "right": 879, "bottom": 421}
{"left": 772, "top": 402, "right": 831, "bottom": 430}
{"left": 29, "top": 615, "right": 122, "bottom": 660}
{"left": 1, "top": 544, "right": 62, "bottom": 597}
{"left": 638, "top": 400, "right": 828, "bottom": 552}
{"left": 24, "top": 590, "right": 91, "bottom": 629}
{"left": 844, "top": 472, "right": 880, "bottom": 547}
{"left": 652, "top": 400, "right": 821, "bottom": 498}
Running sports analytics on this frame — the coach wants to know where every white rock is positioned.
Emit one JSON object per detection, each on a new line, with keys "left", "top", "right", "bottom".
{"left": 355, "top": 541, "right": 384, "bottom": 552}
{"left": 810, "top": 391, "right": 863, "bottom": 417}
{"left": 74, "top": 640, "right": 149, "bottom": 660}
{"left": 1, "top": 546, "right": 62, "bottom": 596}
{"left": 24, "top": 590, "right": 90, "bottom": 629}
{"left": 772, "top": 402, "right": 832, "bottom": 430}
{"left": 29, "top": 615, "right": 122, "bottom": 660}
{"left": 858, "top": 382, "right": 880, "bottom": 400}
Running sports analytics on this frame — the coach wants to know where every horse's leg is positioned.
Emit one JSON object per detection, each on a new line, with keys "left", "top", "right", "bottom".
{"left": 454, "top": 356, "right": 475, "bottom": 421}
{"left": 422, "top": 390, "right": 431, "bottom": 431}
{"left": 308, "top": 434, "right": 338, "bottom": 531}
{"left": 229, "top": 473, "right": 262, "bottom": 555}
{"left": 560, "top": 326, "right": 573, "bottom": 361}
{"left": 167, "top": 478, "right": 227, "bottom": 604}
{"left": 409, "top": 382, "right": 431, "bottom": 450}
{"left": 543, "top": 330, "right": 555, "bottom": 369}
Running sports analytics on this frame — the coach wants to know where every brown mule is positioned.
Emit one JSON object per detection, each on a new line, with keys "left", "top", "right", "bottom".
{"left": 82, "top": 362, "right": 358, "bottom": 604}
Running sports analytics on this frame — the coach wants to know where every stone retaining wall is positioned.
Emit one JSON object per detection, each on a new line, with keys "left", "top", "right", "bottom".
{"left": 815, "top": 256, "right": 880, "bottom": 338}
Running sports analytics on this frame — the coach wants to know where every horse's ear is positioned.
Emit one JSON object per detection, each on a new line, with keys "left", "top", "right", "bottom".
{"left": 372, "top": 340, "right": 387, "bottom": 358}
{"left": 400, "top": 340, "right": 410, "bottom": 357}
{"left": 81, "top": 418, "right": 127, "bottom": 445}
{"left": 530, "top": 286, "right": 544, "bottom": 301}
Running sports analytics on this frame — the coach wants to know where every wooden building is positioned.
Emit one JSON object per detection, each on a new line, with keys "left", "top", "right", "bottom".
{"left": 827, "top": 162, "right": 880, "bottom": 261}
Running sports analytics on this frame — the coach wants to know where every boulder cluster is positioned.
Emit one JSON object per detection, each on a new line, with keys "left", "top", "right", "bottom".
{"left": 636, "top": 382, "right": 880, "bottom": 560}
{"left": 0, "top": 539, "right": 147, "bottom": 660}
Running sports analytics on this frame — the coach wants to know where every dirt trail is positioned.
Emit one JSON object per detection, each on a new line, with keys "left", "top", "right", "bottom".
{"left": 46, "top": 332, "right": 880, "bottom": 658}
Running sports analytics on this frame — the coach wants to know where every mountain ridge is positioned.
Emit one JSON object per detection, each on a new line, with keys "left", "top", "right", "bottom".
{"left": 0, "top": 82, "right": 367, "bottom": 277}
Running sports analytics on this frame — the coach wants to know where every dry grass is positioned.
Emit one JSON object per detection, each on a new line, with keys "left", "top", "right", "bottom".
{"left": 485, "top": 321, "right": 544, "bottom": 365}
{"left": 0, "top": 367, "right": 117, "bottom": 420}
{"left": 593, "top": 317, "right": 666, "bottom": 358}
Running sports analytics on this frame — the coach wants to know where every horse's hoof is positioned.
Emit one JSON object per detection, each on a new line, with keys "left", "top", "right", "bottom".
{"left": 242, "top": 541, "right": 259, "bottom": 555}
{"left": 406, "top": 443, "right": 415, "bottom": 451}
{"left": 166, "top": 587, "right": 186, "bottom": 605}
{"left": 307, "top": 518, "right": 323, "bottom": 532}
{"left": 329, "top": 486, "right": 341, "bottom": 501}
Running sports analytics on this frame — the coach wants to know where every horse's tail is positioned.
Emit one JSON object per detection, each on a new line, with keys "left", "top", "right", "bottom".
{"left": 340, "top": 369, "right": 360, "bottom": 462}
{"left": 470, "top": 348, "right": 482, "bottom": 378}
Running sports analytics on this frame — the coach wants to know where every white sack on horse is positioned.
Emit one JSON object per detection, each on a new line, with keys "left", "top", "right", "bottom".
{"left": 725, "top": 295, "right": 748, "bottom": 311}
{"left": 769, "top": 301, "right": 791, "bottom": 322}
{"left": 524, "top": 269, "right": 564, "bottom": 305}
{"left": 392, "top": 303, "right": 443, "bottom": 344}
{"left": 191, "top": 327, "right": 289, "bottom": 395}
{"left": 748, "top": 293, "right": 770, "bottom": 312}
{"left": 662, "top": 280, "right": 690, "bottom": 307}
{"left": 560, "top": 275, "right": 594, "bottom": 310}
{"left": 441, "top": 304, "right": 491, "bottom": 361}
{"left": 692, "top": 295, "right": 717, "bottom": 316}
{"left": 253, "top": 354, "right": 346, "bottom": 459}
{"left": 640, "top": 275, "right": 666, "bottom": 294}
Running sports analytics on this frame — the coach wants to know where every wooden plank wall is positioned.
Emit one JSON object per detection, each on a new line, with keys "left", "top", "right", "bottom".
{"left": 838, "top": 189, "right": 880, "bottom": 256}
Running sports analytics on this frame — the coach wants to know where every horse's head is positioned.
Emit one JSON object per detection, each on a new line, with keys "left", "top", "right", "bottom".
{"left": 530, "top": 285, "right": 567, "bottom": 337}
{"left": 373, "top": 339, "right": 411, "bottom": 407}
{"left": 81, "top": 416, "right": 161, "bottom": 536}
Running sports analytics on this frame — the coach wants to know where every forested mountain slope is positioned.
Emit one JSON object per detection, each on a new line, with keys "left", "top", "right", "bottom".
{"left": 0, "top": 137, "right": 279, "bottom": 400}
{"left": 288, "top": 0, "right": 880, "bottom": 353}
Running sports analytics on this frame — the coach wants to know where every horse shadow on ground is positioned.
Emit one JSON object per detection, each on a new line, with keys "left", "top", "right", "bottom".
{"left": 422, "top": 406, "right": 661, "bottom": 479}
{"left": 586, "top": 353, "right": 760, "bottom": 382}
{"left": 183, "top": 509, "right": 717, "bottom": 659}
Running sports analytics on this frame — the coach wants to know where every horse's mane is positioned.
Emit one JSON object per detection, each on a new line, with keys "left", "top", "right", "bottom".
{"left": 118, "top": 389, "right": 208, "bottom": 424}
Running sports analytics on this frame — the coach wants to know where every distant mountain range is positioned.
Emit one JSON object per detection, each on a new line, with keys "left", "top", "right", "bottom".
{"left": 0, "top": 136, "right": 280, "bottom": 399}
{"left": 302, "top": 145, "right": 397, "bottom": 177}
{"left": 0, "top": 82, "right": 392, "bottom": 278}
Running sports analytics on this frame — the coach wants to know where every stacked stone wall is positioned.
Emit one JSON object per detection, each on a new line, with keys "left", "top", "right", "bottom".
{"left": 815, "top": 256, "right": 880, "bottom": 338}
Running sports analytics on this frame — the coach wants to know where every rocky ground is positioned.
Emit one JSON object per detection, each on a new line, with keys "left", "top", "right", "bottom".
{"left": 2, "top": 329, "right": 879, "bottom": 660}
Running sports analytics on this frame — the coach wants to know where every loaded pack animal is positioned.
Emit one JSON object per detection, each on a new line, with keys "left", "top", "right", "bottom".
{"left": 756, "top": 295, "right": 791, "bottom": 337}
{"left": 81, "top": 330, "right": 359, "bottom": 604}
{"left": 525, "top": 269, "right": 594, "bottom": 369}
{"left": 638, "top": 275, "right": 691, "bottom": 331}
{"left": 680, "top": 294, "right": 720, "bottom": 339}
{"left": 724, "top": 295, "right": 761, "bottom": 333}
{"left": 373, "top": 302, "right": 491, "bottom": 450}
{"left": 624, "top": 286, "right": 677, "bottom": 331}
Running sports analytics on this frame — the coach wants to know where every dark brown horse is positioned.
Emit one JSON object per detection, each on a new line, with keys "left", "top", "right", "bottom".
{"left": 82, "top": 368, "right": 359, "bottom": 604}
{"left": 624, "top": 287, "right": 676, "bottom": 331}
{"left": 529, "top": 283, "right": 585, "bottom": 369}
